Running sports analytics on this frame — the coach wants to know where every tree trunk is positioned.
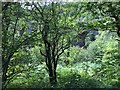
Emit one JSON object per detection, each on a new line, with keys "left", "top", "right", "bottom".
{"left": 117, "top": 27, "right": 120, "bottom": 55}
{"left": 2, "top": 59, "right": 9, "bottom": 89}
{"left": 113, "top": 15, "right": 120, "bottom": 57}
{"left": 48, "top": 65, "right": 57, "bottom": 87}
{"left": 2, "top": 52, "right": 14, "bottom": 89}
{"left": 116, "top": 23, "right": 120, "bottom": 56}
{"left": 118, "top": 41, "right": 120, "bottom": 56}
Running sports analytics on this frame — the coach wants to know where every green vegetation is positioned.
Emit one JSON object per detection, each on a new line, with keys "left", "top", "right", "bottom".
{"left": 1, "top": 2, "right": 120, "bottom": 89}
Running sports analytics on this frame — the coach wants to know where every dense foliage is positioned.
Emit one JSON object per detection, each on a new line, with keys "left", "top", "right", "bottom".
{"left": 2, "top": 2, "right": 120, "bottom": 89}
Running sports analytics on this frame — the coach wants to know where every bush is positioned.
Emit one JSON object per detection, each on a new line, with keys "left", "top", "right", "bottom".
{"left": 57, "top": 66, "right": 103, "bottom": 88}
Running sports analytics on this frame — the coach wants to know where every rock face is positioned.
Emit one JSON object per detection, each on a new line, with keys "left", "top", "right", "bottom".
{"left": 73, "top": 30, "right": 99, "bottom": 47}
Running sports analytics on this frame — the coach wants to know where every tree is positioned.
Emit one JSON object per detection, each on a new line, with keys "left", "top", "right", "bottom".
{"left": 2, "top": 2, "right": 39, "bottom": 89}
{"left": 99, "top": 2, "right": 120, "bottom": 54}
{"left": 78, "top": 2, "right": 120, "bottom": 56}
{"left": 32, "top": 2, "right": 83, "bottom": 86}
{"left": 2, "top": 2, "right": 87, "bottom": 88}
{"left": 86, "top": 2, "right": 120, "bottom": 53}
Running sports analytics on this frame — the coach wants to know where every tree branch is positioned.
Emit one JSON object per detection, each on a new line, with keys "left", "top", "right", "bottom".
{"left": 40, "top": 49, "right": 46, "bottom": 57}
{"left": 33, "top": 2, "right": 44, "bottom": 21}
